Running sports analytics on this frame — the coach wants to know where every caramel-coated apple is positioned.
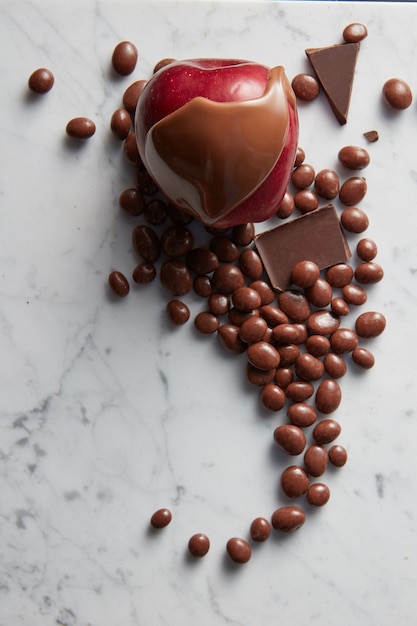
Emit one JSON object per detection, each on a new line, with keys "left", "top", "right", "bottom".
{"left": 135, "top": 58, "right": 298, "bottom": 228}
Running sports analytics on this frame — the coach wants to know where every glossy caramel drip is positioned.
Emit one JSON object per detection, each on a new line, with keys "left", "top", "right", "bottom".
{"left": 144, "top": 66, "right": 294, "bottom": 224}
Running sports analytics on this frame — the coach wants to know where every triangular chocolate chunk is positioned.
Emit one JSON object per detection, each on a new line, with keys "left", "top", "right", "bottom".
{"left": 305, "top": 42, "right": 359, "bottom": 125}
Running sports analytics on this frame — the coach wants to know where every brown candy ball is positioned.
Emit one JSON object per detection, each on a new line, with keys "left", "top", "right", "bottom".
{"left": 328, "top": 445, "right": 348, "bottom": 467}
{"left": 291, "top": 73, "right": 320, "bottom": 101}
{"left": 166, "top": 300, "right": 190, "bottom": 325}
{"left": 338, "top": 146, "right": 370, "bottom": 170}
{"left": 383, "top": 78, "right": 413, "bottom": 110}
{"left": 111, "top": 108, "right": 132, "bottom": 140}
{"left": 28, "top": 67, "right": 54, "bottom": 93}
{"left": 150, "top": 508, "right": 172, "bottom": 529}
{"left": 112, "top": 41, "right": 138, "bottom": 75}
{"left": 281, "top": 465, "right": 310, "bottom": 498}
{"left": 108, "top": 270, "right": 130, "bottom": 297}
{"left": 314, "top": 169, "right": 340, "bottom": 199}
{"left": 343, "top": 23, "right": 368, "bottom": 43}
{"left": 188, "top": 533, "right": 210, "bottom": 557}
{"left": 271, "top": 506, "right": 306, "bottom": 533}
{"left": 226, "top": 537, "right": 251, "bottom": 564}
{"left": 306, "top": 483, "right": 330, "bottom": 506}
{"left": 250, "top": 517, "right": 271, "bottom": 542}
{"left": 66, "top": 117, "right": 96, "bottom": 139}
{"left": 274, "top": 424, "right": 306, "bottom": 456}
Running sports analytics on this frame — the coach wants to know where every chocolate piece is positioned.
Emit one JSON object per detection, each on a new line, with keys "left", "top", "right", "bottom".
{"left": 363, "top": 129, "right": 379, "bottom": 143}
{"left": 305, "top": 43, "right": 359, "bottom": 125}
{"left": 255, "top": 204, "right": 351, "bottom": 292}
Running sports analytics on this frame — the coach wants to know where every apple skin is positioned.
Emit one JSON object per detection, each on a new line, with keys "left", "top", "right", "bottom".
{"left": 135, "top": 58, "right": 298, "bottom": 227}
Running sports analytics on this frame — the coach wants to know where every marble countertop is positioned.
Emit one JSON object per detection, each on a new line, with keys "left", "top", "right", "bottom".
{"left": 1, "top": 1, "right": 417, "bottom": 624}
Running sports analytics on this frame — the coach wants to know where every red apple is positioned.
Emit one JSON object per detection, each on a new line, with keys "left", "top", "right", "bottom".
{"left": 135, "top": 58, "right": 298, "bottom": 228}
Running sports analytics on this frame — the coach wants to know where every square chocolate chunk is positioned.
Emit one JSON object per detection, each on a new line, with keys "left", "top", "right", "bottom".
{"left": 255, "top": 204, "right": 351, "bottom": 292}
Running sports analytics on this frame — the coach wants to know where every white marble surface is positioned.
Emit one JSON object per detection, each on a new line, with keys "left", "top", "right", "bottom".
{"left": 1, "top": 1, "right": 417, "bottom": 624}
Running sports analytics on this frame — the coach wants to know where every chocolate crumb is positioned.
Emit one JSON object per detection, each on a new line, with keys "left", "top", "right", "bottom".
{"left": 363, "top": 130, "right": 379, "bottom": 143}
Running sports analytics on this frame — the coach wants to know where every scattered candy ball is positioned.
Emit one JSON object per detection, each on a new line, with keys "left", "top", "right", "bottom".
{"left": 342, "top": 23, "right": 368, "bottom": 43}
{"left": 226, "top": 537, "right": 252, "bottom": 563}
{"left": 66, "top": 116, "right": 96, "bottom": 139}
{"left": 382, "top": 78, "right": 413, "bottom": 110}
{"left": 28, "top": 67, "right": 54, "bottom": 93}
{"left": 250, "top": 517, "right": 271, "bottom": 542}
{"left": 291, "top": 73, "right": 320, "bottom": 101}
{"left": 108, "top": 270, "right": 130, "bottom": 297}
{"left": 112, "top": 41, "right": 138, "bottom": 75}
{"left": 188, "top": 533, "right": 210, "bottom": 557}
{"left": 150, "top": 508, "right": 172, "bottom": 529}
